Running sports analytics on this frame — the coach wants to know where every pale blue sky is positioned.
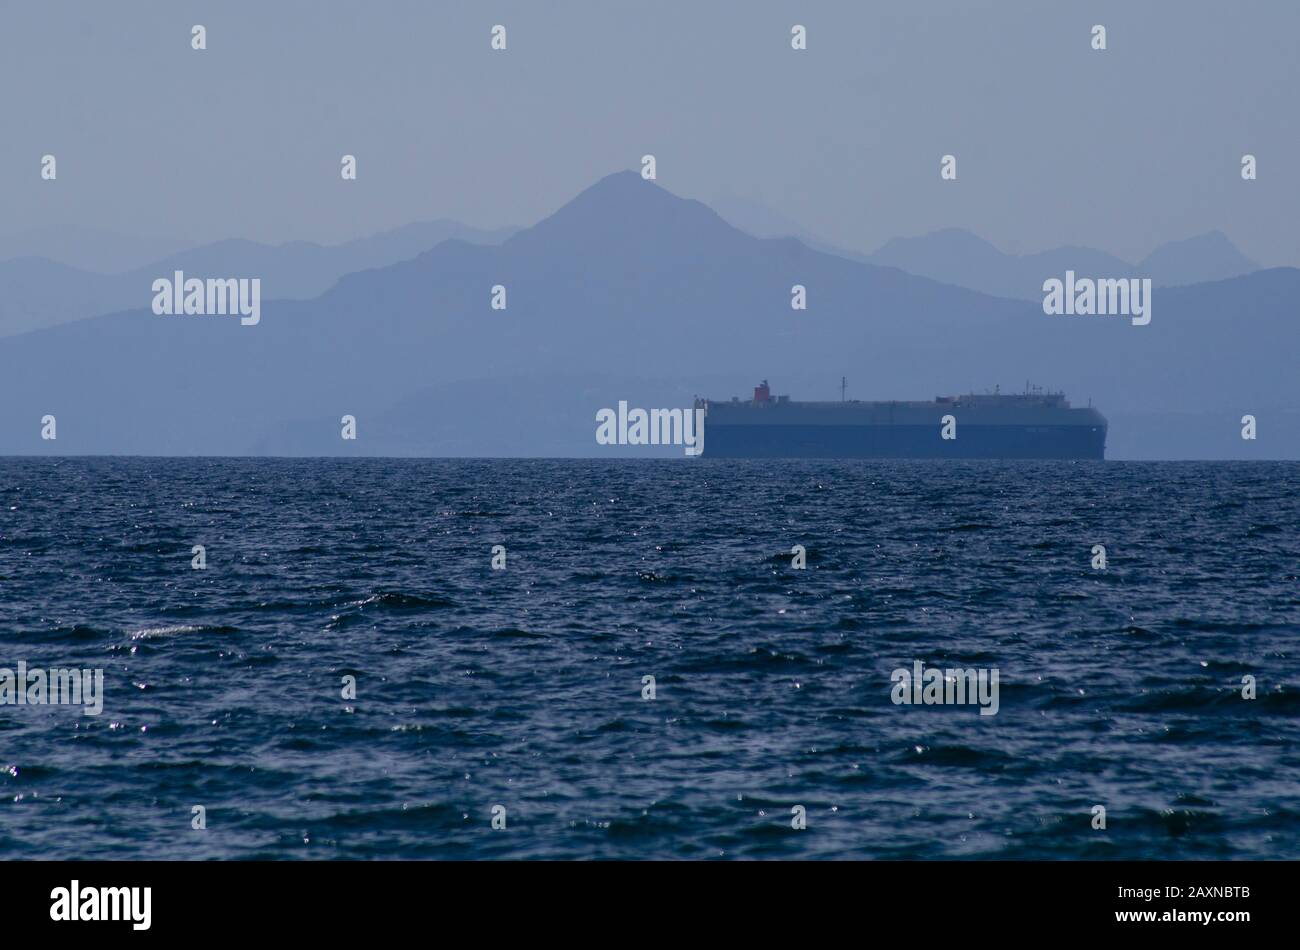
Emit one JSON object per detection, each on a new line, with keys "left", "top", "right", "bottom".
{"left": 1, "top": 0, "right": 1295, "bottom": 265}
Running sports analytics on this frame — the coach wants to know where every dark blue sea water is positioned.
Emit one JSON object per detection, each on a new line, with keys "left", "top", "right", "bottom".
{"left": 0, "top": 459, "right": 1296, "bottom": 860}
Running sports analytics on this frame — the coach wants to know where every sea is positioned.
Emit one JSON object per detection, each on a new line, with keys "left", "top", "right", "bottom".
{"left": 0, "top": 458, "right": 1296, "bottom": 860}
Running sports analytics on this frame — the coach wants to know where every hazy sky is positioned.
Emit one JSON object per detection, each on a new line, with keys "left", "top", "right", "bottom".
{"left": 2, "top": 0, "right": 1296, "bottom": 265}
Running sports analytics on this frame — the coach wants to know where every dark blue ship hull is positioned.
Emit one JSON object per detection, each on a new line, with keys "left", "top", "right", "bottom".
{"left": 704, "top": 423, "right": 1106, "bottom": 459}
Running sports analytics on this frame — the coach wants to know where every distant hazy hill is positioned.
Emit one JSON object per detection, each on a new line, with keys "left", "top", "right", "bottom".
{"left": 0, "top": 228, "right": 196, "bottom": 275}
{"left": 710, "top": 195, "right": 1262, "bottom": 301}
{"left": 0, "top": 256, "right": 121, "bottom": 338}
{"left": 1136, "top": 231, "right": 1261, "bottom": 288}
{"left": 0, "top": 172, "right": 1294, "bottom": 459}
{"left": 0, "top": 220, "right": 516, "bottom": 337}
{"left": 868, "top": 228, "right": 1260, "bottom": 300}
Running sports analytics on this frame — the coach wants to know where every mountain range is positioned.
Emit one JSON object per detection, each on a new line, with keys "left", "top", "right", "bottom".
{"left": 0, "top": 172, "right": 1294, "bottom": 459}
{"left": 710, "top": 196, "right": 1262, "bottom": 299}
{"left": 868, "top": 228, "right": 1261, "bottom": 300}
{"left": 0, "top": 220, "right": 516, "bottom": 338}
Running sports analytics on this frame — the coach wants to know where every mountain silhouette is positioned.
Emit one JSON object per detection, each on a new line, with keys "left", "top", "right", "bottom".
{"left": 709, "top": 197, "right": 1263, "bottom": 301}
{"left": 0, "top": 227, "right": 196, "bottom": 275}
{"left": 868, "top": 228, "right": 1260, "bottom": 300}
{"left": 0, "top": 220, "right": 515, "bottom": 338}
{"left": 1136, "top": 230, "right": 1261, "bottom": 288}
{"left": 0, "top": 172, "right": 1294, "bottom": 458}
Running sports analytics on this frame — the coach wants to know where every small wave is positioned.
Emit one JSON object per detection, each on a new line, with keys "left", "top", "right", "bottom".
{"left": 25, "top": 624, "right": 109, "bottom": 642}
{"left": 490, "top": 627, "right": 548, "bottom": 640}
{"left": 1133, "top": 805, "right": 1226, "bottom": 838}
{"left": 128, "top": 624, "right": 238, "bottom": 640}
{"left": 1117, "top": 686, "right": 1237, "bottom": 713}
{"left": 895, "top": 743, "right": 1015, "bottom": 768}
{"left": 605, "top": 801, "right": 693, "bottom": 840}
{"left": 349, "top": 592, "right": 456, "bottom": 610}
{"left": 765, "top": 549, "right": 822, "bottom": 564}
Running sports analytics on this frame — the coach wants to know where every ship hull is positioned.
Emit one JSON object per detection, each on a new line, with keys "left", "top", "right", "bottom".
{"left": 704, "top": 423, "right": 1106, "bottom": 459}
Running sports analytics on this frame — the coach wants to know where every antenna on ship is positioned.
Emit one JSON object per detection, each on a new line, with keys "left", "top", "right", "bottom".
{"left": 841, "top": 376, "right": 847, "bottom": 402}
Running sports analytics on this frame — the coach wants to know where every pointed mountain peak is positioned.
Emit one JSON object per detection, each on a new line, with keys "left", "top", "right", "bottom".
{"left": 581, "top": 168, "right": 661, "bottom": 195}
{"left": 872, "top": 227, "right": 1005, "bottom": 263}
{"left": 505, "top": 171, "right": 738, "bottom": 255}
{"left": 1139, "top": 230, "right": 1259, "bottom": 285}
{"left": 548, "top": 170, "right": 712, "bottom": 219}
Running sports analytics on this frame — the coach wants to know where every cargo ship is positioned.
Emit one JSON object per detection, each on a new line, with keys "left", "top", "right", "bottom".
{"left": 697, "top": 381, "right": 1107, "bottom": 459}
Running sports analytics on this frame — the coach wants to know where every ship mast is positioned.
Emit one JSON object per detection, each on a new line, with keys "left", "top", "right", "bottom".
{"left": 841, "top": 376, "right": 847, "bottom": 402}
